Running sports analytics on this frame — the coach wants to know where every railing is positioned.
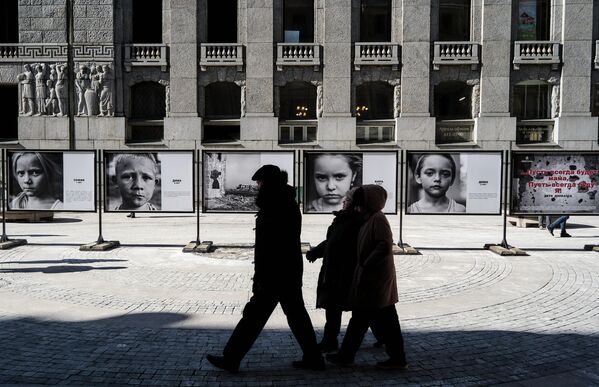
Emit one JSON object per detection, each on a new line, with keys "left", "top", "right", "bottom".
{"left": 433, "top": 42, "right": 479, "bottom": 70}
{"left": 0, "top": 43, "right": 68, "bottom": 62}
{"left": 595, "top": 40, "right": 599, "bottom": 70}
{"left": 200, "top": 43, "right": 244, "bottom": 71}
{"left": 124, "top": 44, "right": 168, "bottom": 72}
{"left": 513, "top": 41, "right": 561, "bottom": 70}
{"left": 354, "top": 43, "right": 400, "bottom": 70}
{"left": 279, "top": 120, "right": 318, "bottom": 143}
{"left": 356, "top": 121, "right": 395, "bottom": 144}
{"left": 435, "top": 119, "right": 475, "bottom": 145}
{"left": 516, "top": 119, "right": 555, "bottom": 144}
{"left": 276, "top": 43, "right": 321, "bottom": 71}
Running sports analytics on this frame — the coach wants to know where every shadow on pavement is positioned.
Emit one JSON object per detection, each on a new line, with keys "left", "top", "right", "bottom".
{"left": 0, "top": 265, "right": 127, "bottom": 274}
{"left": 0, "top": 313, "right": 597, "bottom": 385}
{"left": 1, "top": 259, "right": 127, "bottom": 265}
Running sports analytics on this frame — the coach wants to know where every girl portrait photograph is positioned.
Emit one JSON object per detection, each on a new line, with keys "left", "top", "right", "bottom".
{"left": 304, "top": 153, "right": 363, "bottom": 213}
{"left": 105, "top": 152, "right": 162, "bottom": 212}
{"left": 8, "top": 151, "right": 64, "bottom": 210}
{"left": 406, "top": 152, "right": 466, "bottom": 214}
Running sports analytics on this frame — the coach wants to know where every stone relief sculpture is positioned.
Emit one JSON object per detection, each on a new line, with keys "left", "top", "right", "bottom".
{"left": 34, "top": 64, "right": 47, "bottom": 115}
{"left": 98, "top": 65, "right": 114, "bottom": 116}
{"left": 17, "top": 64, "right": 35, "bottom": 116}
{"left": 467, "top": 79, "right": 480, "bottom": 119}
{"left": 393, "top": 84, "right": 401, "bottom": 118}
{"left": 55, "top": 64, "right": 68, "bottom": 116}
{"left": 76, "top": 64, "right": 90, "bottom": 116}
{"left": 86, "top": 65, "right": 100, "bottom": 116}
{"left": 45, "top": 79, "right": 59, "bottom": 116}
{"left": 548, "top": 78, "right": 560, "bottom": 118}
{"left": 158, "top": 80, "right": 170, "bottom": 117}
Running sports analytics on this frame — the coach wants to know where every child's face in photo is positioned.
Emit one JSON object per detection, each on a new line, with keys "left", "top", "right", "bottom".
{"left": 15, "top": 154, "right": 47, "bottom": 198}
{"left": 313, "top": 155, "right": 355, "bottom": 206}
{"left": 117, "top": 157, "right": 157, "bottom": 209}
{"left": 416, "top": 155, "right": 454, "bottom": 198}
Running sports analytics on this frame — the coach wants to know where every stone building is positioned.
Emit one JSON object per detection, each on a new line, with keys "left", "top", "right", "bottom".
{"left": 0, "top": 0, "right": 598, "bottom": 151}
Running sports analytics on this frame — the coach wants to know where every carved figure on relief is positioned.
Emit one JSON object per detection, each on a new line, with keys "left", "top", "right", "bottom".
{"left": 76, "top": 64, "right": 91, "bottom": 116}
{"left": 45, "top": 79, "right": 59, "bottom": 116}
{"left": 55, "top": 64, "right": 68, "bottom": 116}
{"left": 34, "top": 65, "right": 48, "bottom": 116}
{"left": 98, "top": 65, "right": 114, "bottom": 116}
{"left": 85, "top": 65, "right": 100, "bottom": 116}
{"left": 17, "top": 64, "right": 35, "bottom": 116}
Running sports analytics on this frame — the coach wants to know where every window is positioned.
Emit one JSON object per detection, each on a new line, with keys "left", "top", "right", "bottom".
{"left": 355, "top": 82, "right": 394, "bottom": 120}
{"left": 439, "top": 0, "right": 470, "bottom": 41}
{"left": 203, "top": 82, "right": 241, "bottom": 143}
{"left": 518, "top": 0, "right": 550, "bottom": 40}
{"left": 0, "top": 1, "right": 18, "bottom": 43}
{"left": 360, "top": 0, "right": 391, "bottom": 42}
{"left": 129, "top": 82, "right": 165, "bottom": 143}
{"left": 279, "top": 81, "right": 316, "bottom": 120}
{"left": 283, "top": 0, "right": 314, "bottom": 43}
{"left": 208, "top": 0, "right": 237, "bottom": 43}
{"left": 513, "top": 81, "right": 550, "bottom": 120}
{"left": 132, "top": 0, "right": 162, "bottom": 43}
{"left": 434, "top": 81, "right": 472, "bottom": 120}
{"left": 0, "top": 85, "right": 18, "bottom": 141}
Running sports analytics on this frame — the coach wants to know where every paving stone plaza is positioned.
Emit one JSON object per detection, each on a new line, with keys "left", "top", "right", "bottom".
{"left": 0, "top": 212, "right": 598, "bottom": 386}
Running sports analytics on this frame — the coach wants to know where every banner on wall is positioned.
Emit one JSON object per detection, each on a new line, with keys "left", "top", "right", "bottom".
{"left": 518, "top": 0, "right": 537, "bottom": 40}
{"left": 406, "top": 151, "right": 502, "bottom": 215}
{"left": 104, "top": 151, "right": 194, "bottom": 213}
{"left": 7, "top": 150, "right": 96, "bottom": 212}
{"left": 303, "top": 151, "right": 398, "bottom": 214}
{"left": 511, "top": 152, "right": 599, "bottom": 215}
{"left": 202, "top": 151, "right": 295, "bottom": 213}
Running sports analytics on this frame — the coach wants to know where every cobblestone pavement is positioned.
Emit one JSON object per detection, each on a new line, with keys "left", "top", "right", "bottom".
{"left": 0, "top": 213, "right": 599, "bottom": 386}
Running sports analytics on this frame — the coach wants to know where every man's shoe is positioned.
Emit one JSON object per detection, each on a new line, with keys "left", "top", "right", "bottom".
{"left": 325, "top": 353, "right": 354, "bottom": 366}
{"left": 376, "top": 358, "right": 408, "bottom": 371}
{"left": 206, "top": 354, "right": 239, "bottom": 373}
{"left": 317, "top": 340, "right": 339, "bottom": 353}
{"left": 547, "top": 226, "right": 555, "bottom": 236}
{"left": 292, "top": 357, "right": 326, "bottom": 371}
{"left": 560, "top": 232, "right": 572, "bottom": 237}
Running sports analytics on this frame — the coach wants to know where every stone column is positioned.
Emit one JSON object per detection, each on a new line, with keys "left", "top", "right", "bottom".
{"left": 164, "top": 0, "right": 202, "bottom": 147}
{"left": 555, "top": 0, "right": 598, "bottom": 148}
{"left": 240, "top": 1, "right": 278, "bottom": 147}
{"left": 476, "top": 0, "right": 516, "bottom": 147}
{"left": 319, "top": 0, "right": 354, "bottom": 149}
{"left": 397, "top": 0, "right": 435, "bottom": 149}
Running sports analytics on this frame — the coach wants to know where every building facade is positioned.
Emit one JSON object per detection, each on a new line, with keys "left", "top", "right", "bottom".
{"left": 0, "top": 0, "right": 598, "bottom": 151}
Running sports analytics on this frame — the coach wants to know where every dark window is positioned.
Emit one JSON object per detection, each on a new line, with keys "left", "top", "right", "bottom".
{"left": 439, "top": 0, "right": 470, "bottom": 41}
{"left": 518, "top": 0, "right": 550, "bottom": 40}
{"left": 355, "top": 82, "right": 394, "bottom": 120}
{"left": 129, "top": 125, "right": 164, "bottom": 143}
{"left": 205, "top": 82, "right": 241, "bottom": 119}
{"left": 0, "top": 85, "right": 18, "bottom": 141}
{"left": 203, "top": 124, "right": 240, "bottom": 143}
{"left": 434, "top": 81, "right": 472, "bottom": 120}
{"left": 279, "top": 82, "right": 316, "bottom": 120}
{"left": 360, "top": 0, "right": 391, "bottom": 42}
{"left": 208, "top": 0, "right": 237, "bottom": 43}
{"left": 283, "top": 0, "right": 314, "bottom": 43}
{"left": 130, "top": 82, "right": 166, "bottom": 119}
{"left": 132, "top": 0, "right": 162, "bottom": 43}
{"left": 513, "top": 81, "right": 550, "bottom": 119}
{"left": 0, "top": 1, "right": 18, "bottom": 43}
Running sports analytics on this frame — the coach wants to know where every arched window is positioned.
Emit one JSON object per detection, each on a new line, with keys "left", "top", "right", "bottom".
{"left": 0, "top": 1, "right": 18, "bottom": 43}
{"left": 0, "top": 85, "right": 18, "bottom": 141}
{"left": 360, "top": 0, "right": 391, "bottom": 42}
{"left": 355, "top": 81, "right": 393, "bottom": 120}
{"left": 279, "top": 81, "right": 316, "bottom": 120}
{"left": 513, "top": 80, "right": 550, "bottom": 120}
{"left": 434, "top": 81, "right": 472, "bottom": 120}
{"left": 517, "top": 0, "right": 550, "bottom": 40}
{"left": 205, "top": 82, "right": 241, "bottom": 119}
{"left": 439, "top": 0, "right": 470, "bottom": 41}
{"left": 208, "top": 0, "right": 237, "bottom": 43}
{"left": 133, "top": 0, "right": 163, "bottom": 43}
{"left": 283, "top": 0, "right": 314, "bottom": 43}
{"left": 129, "top": 81, "right": 165, "bottom": 143}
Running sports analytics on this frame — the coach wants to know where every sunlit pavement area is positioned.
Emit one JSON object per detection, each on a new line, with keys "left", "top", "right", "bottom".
{"left": 1, "top": 212, "right": 598, "bottom": 386}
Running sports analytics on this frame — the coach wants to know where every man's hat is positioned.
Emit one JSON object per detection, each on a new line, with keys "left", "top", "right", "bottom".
{"left": 251, "top": 164, "right": 282, "bottom": 182}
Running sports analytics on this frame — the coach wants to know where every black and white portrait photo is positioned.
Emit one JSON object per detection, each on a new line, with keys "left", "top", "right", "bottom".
{"left": 406, "top": 152, "right": 501, "bottom": 215}
{"left": 304, "top": 151, "right": 398, "bottom": 214}
{"left": 203, "top": 151, "right": 294, "bottom": 212}
{"left": 8, "top": 151, "right": 64, "bottom": 210}
{"left": 105, "top": 152, "right": 162, "bottom": 212}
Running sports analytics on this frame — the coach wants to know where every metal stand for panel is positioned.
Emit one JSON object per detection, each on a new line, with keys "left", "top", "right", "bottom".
{"left": 80, "top": 150, "right": 119, "bottom": 251}
{"left": 184, "top": 150, "right": 211, "bottom": 253}
{"left": 395, "top": 150, "right": 418, "bottom": 255}
{"left": 0, "top": 150, "right": 27, "bottom": 250}
{"left": 484, "top": 149, "right": 527, "bottom": 256}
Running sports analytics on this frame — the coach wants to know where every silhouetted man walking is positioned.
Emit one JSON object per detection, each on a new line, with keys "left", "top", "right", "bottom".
{"left": 206, "top": 165, "right": 324, "bottom": 372}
